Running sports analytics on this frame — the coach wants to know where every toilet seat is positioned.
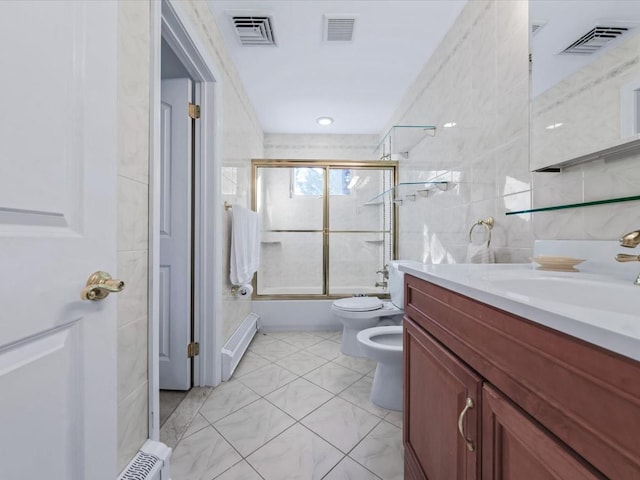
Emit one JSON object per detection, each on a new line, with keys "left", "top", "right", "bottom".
{"left": 332, "top": 297, "right": 383, "bottom": 312}
{"left": 357, "top": 325, "right": 404, "bottom": 411}
{"left": 357, "top": 326, "right": 403, "bottom": 352}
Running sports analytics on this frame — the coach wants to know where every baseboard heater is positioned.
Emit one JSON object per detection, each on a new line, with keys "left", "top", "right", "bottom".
{"left": 118, "top": 439, "right": 171, "bottom": 480}
{"left": 222, "top": 312, "right": 259, "bottom": 381}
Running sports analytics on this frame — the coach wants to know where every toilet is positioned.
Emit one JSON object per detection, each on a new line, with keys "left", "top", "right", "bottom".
{"left": 331, "top": 261, "right": 408, "bottom": 357}
{"left": 357, "top": 325, "right": 403, "bottom": 411}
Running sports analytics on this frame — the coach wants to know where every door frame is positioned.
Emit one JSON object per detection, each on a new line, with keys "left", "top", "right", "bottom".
{"left": 148, "top": 0, "right": 224, "bottom": 440}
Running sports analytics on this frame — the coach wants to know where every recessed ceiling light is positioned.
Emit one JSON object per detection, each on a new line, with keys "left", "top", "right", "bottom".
{"left": 316, "top": 116, "right": 334, "bottom": 126}
{"left": 443, "top": 122, "right": 457, "bottom": 128}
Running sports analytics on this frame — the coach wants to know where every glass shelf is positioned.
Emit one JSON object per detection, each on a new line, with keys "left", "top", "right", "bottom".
{"left": 375, "top": 125, "right": 436, "bottom": 159}
{"left": 364, "top": 181, "right": 449, "bottom": 205}
{"left": 505, "top": 194, "right": 640, "bottom": 215}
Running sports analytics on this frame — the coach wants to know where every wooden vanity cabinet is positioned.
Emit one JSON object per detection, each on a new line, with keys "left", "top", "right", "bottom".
{"left": 404, "top": 319, "right": 481, "bottom": 480}
{"left": 403, "top": 274, "right": 640, "bottom": 480}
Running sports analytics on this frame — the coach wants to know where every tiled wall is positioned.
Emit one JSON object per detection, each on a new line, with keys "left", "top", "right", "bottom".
{"left": 117, "top": 0, "right": 150, "bottom": 471}
{"left": 530, "top": 26, "right": 640, "bottom": 241}
{"left": 181, "top": 1, "right": 264, "bottom": 345}
{"left": 531, "top": 30, "right": 640, "bottom": 170}
{"left": 264, "top": 134, "right": 379, "bottom": 160}
{"left": 384, "top": 0, "right": 533, "bottom": 264}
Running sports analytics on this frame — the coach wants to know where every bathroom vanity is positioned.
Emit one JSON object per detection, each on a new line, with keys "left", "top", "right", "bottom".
{"left": 401, "top": 265, "right": 640, "bottom": 480}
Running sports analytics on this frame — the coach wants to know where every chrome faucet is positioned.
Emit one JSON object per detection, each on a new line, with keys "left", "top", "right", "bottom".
{"left": 615, "top": 229, "right": 640, "bottom": 285}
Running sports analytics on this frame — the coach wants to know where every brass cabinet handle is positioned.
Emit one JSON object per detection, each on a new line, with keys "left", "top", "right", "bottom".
{"left": 457, "top": 397, "right": 475, "bottom": 452}
{"left": 80, "top": 271, "right": 125, "bottom": 301}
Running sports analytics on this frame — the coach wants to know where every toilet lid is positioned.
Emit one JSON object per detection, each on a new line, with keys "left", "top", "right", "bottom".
{"left": 333, "top": 297, "right": 383, "bottom": 312}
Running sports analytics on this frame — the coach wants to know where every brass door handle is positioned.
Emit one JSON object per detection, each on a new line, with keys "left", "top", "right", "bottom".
{"left": 81, "top": 271, "right": 125, "bottom": 301}
{"left": 457, "top": 397, "right": 475, "bottom": 452}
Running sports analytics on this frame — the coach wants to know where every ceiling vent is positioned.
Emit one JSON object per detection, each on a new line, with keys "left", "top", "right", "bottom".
{"left": 230, "top": 15, "right": 276, "bottom": 46}
{"left": 561, "top": 25, "right": 632, "bottom": 55}
{"left": 324, "top": 15, "right": 357, "bottom": 42}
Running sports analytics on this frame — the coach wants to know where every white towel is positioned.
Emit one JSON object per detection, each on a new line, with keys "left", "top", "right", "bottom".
{"left": 465, "top": 243, "right": 495, "bottom": 264}
{"left": 230, "top": 205, "right": 260, "bottom": 286}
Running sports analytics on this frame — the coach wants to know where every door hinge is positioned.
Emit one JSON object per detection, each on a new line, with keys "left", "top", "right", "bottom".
{"left": 187, "top": 342, "right": 200, "bottom": 358}
{"left": 188, "top": 103, "right": 201, "bottom": 119}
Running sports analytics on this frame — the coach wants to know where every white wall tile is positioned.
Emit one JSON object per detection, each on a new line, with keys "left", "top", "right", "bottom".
{"left": 117, "top": 382, "right": 148, "bottom": 472}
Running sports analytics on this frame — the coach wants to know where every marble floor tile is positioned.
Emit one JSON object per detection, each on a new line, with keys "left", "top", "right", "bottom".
{"left": 349, "top": 421, "right": 404, "bottom": 480}
{"left": 238, "top": 363, "right": 298, "bottom": 396}
{"left": 275, "top": 350, "right": 328, "bottom": 376}
{"left": 303, "top": 362, "right": 362, "bottom": 394}
{"left": 159, "top": 389, "right": 188, "bottom": 427}
{"left": 249, "top": 332, "right": 279, "bottom": 349}
{"left": 247, "top": 424, "right": 343, "bottom": 480}
{"left": 171, "top": 425, "right": 241, "bottom": 480}
{"left": 232, "top": 351, "right": 271, "bottom": 378}
{"left": 332, "top": 354, "right": 377, "bottom": 375}
{"left": 160, "top": 387, "right": 212, "bottom": 448}
{"left": 310, "top": 330, "right": 341, "bottom": 339}
{"left": 327, "top": 331, "right": 344, "bottom": 343}
{"left": 301, "top": 397, "right": 381, "bottom": 453}
{"left": 385, "top": 411, "right": 403, "bottom": 428}
{"left": 306, "top": 339, "right": 343, "bottom": 360}
{"left": 277, "top": 332, "right": 325, "bottom": 348}
{"left": 338, "top": 376, "right": 390, "bottom": 418}
{"left": 182, "top": 412, "right": 210, "bottom": 440}
{"left": 172, "top": 331, "right": 403, "bottom": 480}
{"left": 199, "top": 380, "right": 260, "bottom": 424}
{"left": 249, "top": 339, "right": 301, "bottom": 361}
{"left": 213, "top": 398, "right": 295, "bottom": 457}
{"left": 323, "top": 456, "right": 382, "bottom": 480}
{"left": 214, "top": 460, "right": 262, "bottom": 480}
{"left": 265, "top": 377, "right": 334, "bottom": 420}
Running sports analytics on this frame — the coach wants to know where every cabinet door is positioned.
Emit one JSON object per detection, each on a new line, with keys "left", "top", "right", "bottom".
{"left": 404, "top": 319, "right": 482, "bottom": 480}
{"left": 482, "top": 385, "right": 605, "bottom": 480}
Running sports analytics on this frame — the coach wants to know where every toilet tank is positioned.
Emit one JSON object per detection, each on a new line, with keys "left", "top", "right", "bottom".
{"left": 388, "top": 260, "right": 410, "bottom": 309}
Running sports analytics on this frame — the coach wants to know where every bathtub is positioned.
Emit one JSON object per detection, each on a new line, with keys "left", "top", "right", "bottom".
{"left": 252, "top": 286, "right": 389, "bottom": 331}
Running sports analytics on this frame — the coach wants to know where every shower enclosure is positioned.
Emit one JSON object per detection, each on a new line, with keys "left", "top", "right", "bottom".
{"left": 252, "top": 160, "right": 398, "bottom": 298}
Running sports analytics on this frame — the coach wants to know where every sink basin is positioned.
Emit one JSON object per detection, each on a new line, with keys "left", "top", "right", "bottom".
{"left": 480, "top": 274, "right": 640, "bottom": 317}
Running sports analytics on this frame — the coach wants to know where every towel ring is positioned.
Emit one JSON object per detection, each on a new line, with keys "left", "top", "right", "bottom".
{"left": 469, "top": 217, "right": 494, "bottom": 246}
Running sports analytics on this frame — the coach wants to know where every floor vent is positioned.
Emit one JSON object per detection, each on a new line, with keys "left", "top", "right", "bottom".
{"left": 561, "top": 26, "right": 631, "bottom": 55}
{"left": 324, "top": 15, "right": 357, "bottom": 42}
{"left": 118, "top": 440, "right": 171, "bottom": 480}
{"left": 231, "top": 15, "right": 276, "bottom": 46}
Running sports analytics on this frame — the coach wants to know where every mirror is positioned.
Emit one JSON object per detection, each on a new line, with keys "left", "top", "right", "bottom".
{"left": 529, "top": 1, "right": 640, "bottom": 171}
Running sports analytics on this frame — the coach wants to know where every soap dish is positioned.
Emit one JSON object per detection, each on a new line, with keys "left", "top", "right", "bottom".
{"left": 532, "top": 256, "right": 586, "bottom": 272}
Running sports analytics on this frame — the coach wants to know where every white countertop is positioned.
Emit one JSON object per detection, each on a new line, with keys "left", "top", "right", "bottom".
{"left": 399, "top": 262, "right": 640, "bottom": 363}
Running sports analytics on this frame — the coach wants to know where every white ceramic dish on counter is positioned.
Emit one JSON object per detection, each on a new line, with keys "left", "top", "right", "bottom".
{"left": 532, "top": 256, "right": 585, "bottom": 272}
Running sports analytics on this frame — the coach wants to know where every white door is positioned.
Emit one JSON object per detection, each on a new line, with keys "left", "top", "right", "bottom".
{"left": 159, "top": 78, "right": 193, "bottom": 390}
{"left": 0, "top": 2, "right": 119, "bottom": 480}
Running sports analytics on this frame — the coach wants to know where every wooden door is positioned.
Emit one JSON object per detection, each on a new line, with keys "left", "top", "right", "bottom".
{"left": 0, "top": 1, "right": 119, "bottom": 478}
{"left": 404, "top": 319, "right": 481, "bottom": 480}
{"left": 482, "top": 385, "right": 605, "bottom": 480}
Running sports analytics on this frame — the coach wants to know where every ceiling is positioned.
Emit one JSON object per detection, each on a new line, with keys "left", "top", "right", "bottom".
{"left": 207, "top": 1, "right": 467, "bottom": 135}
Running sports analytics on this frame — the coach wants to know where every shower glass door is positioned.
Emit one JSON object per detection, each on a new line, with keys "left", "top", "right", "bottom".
{"left": 253, "top": 160, "right": 397, "bottom": 298}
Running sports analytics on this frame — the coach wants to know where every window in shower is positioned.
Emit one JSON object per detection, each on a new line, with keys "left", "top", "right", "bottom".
{"left": 253, "top": 160, "right": 398, "bottom": 298}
